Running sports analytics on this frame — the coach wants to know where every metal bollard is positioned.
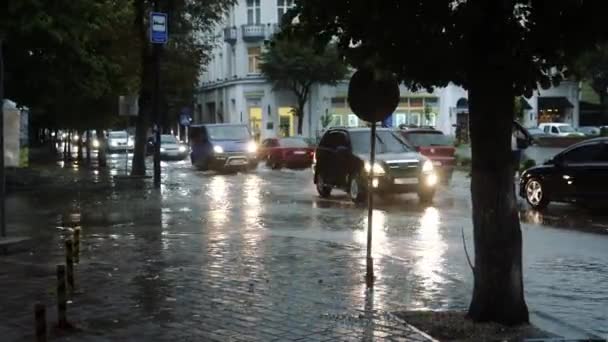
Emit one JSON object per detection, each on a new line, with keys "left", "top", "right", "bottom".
{"left": 65, "top": 239, "right": 74, "bottom": 292}
{"left": 35, "top": 303, "right": 47, "bottom": 342}
{"left": 56, "top": 265, "right": 68, "bottom": 329}
{"left": 73, "top": 228, "right": 81, "bottom": 263}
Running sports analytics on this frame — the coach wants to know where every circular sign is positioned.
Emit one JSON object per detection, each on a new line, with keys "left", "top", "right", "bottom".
{"left": 348, "top": 68, "right": 400, "bottom": 122}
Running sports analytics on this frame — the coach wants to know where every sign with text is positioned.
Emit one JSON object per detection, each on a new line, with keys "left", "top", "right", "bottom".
{"left": 150, "top": 12, "right": 168, "bottom": 44}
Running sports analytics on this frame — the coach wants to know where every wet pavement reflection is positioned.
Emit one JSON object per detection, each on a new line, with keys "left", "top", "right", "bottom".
{"left": 4, "top": 154, "right": 608, "bottom": 339}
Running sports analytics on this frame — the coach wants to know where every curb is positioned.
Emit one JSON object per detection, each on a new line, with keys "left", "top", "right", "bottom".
{"left": 0, "top": 237, "right": 34, "bottom": 255}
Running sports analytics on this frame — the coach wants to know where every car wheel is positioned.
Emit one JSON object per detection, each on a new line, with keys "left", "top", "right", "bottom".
{"left": 418, "top": 189, "right": 435, "bottom": 204}
{"left": 315, "top": 173, "right": 332, "bottom": 198}
{"left": 271, "top": 158, "right": 282, "bottom": 170}
{"left": 349, "top": 174, "right": 368, "bottom": 203}
{"left": 525, "top": 178, "right": 550, "bottom": 210}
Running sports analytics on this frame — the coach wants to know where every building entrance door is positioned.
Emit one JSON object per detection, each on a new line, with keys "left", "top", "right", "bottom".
{"left": 249, "top": 107, "right": 262, "bottom": 141}
{"left": 278, "top": 107, "right": 295, "bottom": 137}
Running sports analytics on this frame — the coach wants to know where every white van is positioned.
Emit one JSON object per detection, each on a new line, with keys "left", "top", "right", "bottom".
{"left": 538, "top": 123, "right": 584, "bottom": 137}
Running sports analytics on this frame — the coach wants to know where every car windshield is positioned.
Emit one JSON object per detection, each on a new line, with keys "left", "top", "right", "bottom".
{"left": 558, "top": 125, "right": 575, "bottom": 133}
{"left": 280, "top": 138, "right": 308, "bottom": 148}
{"left": 109, "top": 132, "right": 127, "bottom": 139}
{"left": 161, "top": 135, "right": 178, "bottom": 144}
{"left": 206, "top": 126, "right": 250, "bottom": 140}
{"left": 350, "top": 130, "right": 412, "bottom": 154}
{"left": 404, "top": 132, "right": 452, "bottom": 147}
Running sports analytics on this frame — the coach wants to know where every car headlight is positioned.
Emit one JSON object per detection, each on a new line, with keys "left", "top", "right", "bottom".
{"left": 92, "top": 139, "right": 100, "bottom": 148}
{"left": 128, "top": 140, "right": 134, "bottom": 146}
{"left": 73, "top": 135, "right": 79, "bottom": 142}
{"left": 111, "top": 141, "right": 118, "bottom": 147}
{"left": 422, "top": 160, "right": 434, "bottom": 173}
{"left": 178, "top": 145, "right": 187, "bottom": 153}
{"left": 247, "top": 141, "right": 257, "bottom": 153}
{"left": 364, "top": 161, "right": 385, "bottom": 175}
{"left": 160, "top": 147, "right": 166, "bottom": 153}
{"left": 213, "top": 145, "right": 224, "bottom": 154}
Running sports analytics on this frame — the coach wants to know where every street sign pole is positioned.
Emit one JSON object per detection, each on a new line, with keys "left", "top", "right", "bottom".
{"left": 153, "top": 42, "right": 161, "bottom": 188}
{"left": 0, "top": 37, "right": 6, "bottom": 238}
{"left": 150, "top": 5, "right": 167, "bottom": 189}
{"left": 366, "top": 122, "right": 377, "bottom": 288}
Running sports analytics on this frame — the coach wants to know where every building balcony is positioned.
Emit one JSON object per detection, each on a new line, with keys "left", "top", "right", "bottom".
{"left": 223, "top": 26, "right": 237, "bottom": 44}
{"left": 241, "top": 24, "right": 265, "bottom": 42}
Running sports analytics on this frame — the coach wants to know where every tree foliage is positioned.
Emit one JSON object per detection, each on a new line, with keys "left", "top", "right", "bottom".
{"left": 293, "top": 0, "right": 608, "bottom": 325}
{"left": 2, "top": 0, "right": 138, "bottom": 130}
{"left": 574, "top": 43, "right": 608, "bottom": 117}
{"left": 260, "top": 30, "right": 347, "bottom": 134}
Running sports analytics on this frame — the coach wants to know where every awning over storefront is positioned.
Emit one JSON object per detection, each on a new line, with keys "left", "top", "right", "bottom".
{"left": 538, "top": 96, "right": 574, "bottom": 110}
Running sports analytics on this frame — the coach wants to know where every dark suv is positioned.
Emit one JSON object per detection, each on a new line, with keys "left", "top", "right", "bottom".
{"left": 313, "top": 127, "right": 438, "bottom": 203}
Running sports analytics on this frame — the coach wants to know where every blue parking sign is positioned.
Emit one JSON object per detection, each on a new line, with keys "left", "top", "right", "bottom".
{"left": 150, "top": 12, "right": 168, "bottom": 44}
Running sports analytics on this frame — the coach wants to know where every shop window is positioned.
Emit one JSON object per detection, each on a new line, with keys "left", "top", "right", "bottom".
{"left": 348, "top": 114, "right": 359, "bottom": 127}
{"left": 331, "top": 114, "right": 343, "bottom": 127}
{"left": 395, "top": 113, "right": 407, "bottom": 126}
{"left": 409, "top": 112, "right": 421, "bottom": 126}
{"left": 247, "top": 47, "right": 261, "bottom": 74}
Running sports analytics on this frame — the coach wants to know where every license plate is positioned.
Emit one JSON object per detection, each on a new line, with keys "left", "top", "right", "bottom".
{"left": 394, "top": 177, "right": 418, "bottom": 185}
{"left": 293, "top": 151, "right": 306, "bottom": 155}
{"left": 229, "top": 159, "right": 247, "bottom": 165}
{"left": 433, "top": 161, "right": 442, "bottom": 166}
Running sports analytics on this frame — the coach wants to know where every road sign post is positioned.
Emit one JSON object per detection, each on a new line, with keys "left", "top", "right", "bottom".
{"left": 150, "top": 8, "right": 167, "bottom": 188}
{"left": 348, "top": 68, "right": 400, "bottom": 289}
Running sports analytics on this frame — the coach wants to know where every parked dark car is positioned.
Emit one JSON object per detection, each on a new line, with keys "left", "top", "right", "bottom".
{"left": 313, "top": 127, "right": 438, "bottom": 203}
{"left": 399, "top": 128, "right": 455, "bottom": 183}
{"left": 519, "top": 137, "right": 608, "bottom": 210}
{"left": 188, "top": 124, "right": 258, "bottom": 172}
{"left": 259, "top": 137, "right": 314, "bottom": 169}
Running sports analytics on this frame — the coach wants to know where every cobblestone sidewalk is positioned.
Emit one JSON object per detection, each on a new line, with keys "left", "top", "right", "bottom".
{"left": 0, "top": 230, "right": 436, "bottom": 342}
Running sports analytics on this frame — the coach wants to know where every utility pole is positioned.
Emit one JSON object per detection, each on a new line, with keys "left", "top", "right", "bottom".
{"left": 150, "top": 1, "right": 167, "bottom": 188}
{"left": 0, "top": 37, "right": 6, "bottom": 238}
{"left": 153, "top": 40, "right": 161, "bottom": 188}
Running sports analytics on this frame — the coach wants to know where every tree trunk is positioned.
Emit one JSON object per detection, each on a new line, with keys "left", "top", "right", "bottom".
{"left": 296, "top": 100, "right": 305, "bottom": 135}
{"left": 96, "top": 129, "right": 107, "bottom": 168}
{"left": 66, "top": 131, "right": 73, "bottom": 162}
{"left": 77, "top": 130, "right": 84, "bottom": 161}
{"left": 131, "top": 0, "right": 151, "bottom": 176}
{"left": 467, "top": 71, "right": 529, "bottom": 325}
{"left": 85, "top": 130, "right": 91, "bottom": 164}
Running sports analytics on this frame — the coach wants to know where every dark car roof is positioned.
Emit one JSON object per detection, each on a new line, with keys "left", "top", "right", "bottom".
{"left": 190, "top": 123, "right": 247, "bottom": 128}
{"left": 560, "top": 137, "right": 608, "bottom": 153}
{"left": 400, "top": 128, "right": 444, "bottom": 134}
{"left": 326, "top": 127, "right": 396, "bottom": 133}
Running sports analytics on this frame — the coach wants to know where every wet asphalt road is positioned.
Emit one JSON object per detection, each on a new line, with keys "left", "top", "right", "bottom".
{"left": 5, "top": 152, "right": 608, "bottom": 339}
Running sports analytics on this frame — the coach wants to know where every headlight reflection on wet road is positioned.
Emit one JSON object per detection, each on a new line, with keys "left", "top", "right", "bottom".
{"left": 412, "top": 206, "right": 448, "bottom": 306}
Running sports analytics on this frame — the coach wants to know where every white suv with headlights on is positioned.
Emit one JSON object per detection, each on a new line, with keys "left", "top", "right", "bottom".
{"left": 107, "top": 130, "right": 133, "bottom": 152}
{"left": 313, "top": 127, "right": 437, "bottom": 203}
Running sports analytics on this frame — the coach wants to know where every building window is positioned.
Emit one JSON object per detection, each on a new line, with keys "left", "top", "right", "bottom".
{"left": 247, "top": 47, "right": 261, "bottom": 74}
{"left": 277, "top": 0, "right": 294, "bottom": 21}
{"left": 247, "top": 0, "right": 261, "bottom": 24}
